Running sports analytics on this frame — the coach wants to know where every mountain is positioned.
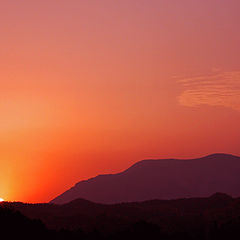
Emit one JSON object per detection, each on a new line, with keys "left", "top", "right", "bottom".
{"left": 51, "top": 153, "right": 240, "bottom": 204}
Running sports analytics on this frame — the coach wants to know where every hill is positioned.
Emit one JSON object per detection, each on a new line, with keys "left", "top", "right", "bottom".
{"left": 2, "top": 193, "right": 240, "bottom": 240}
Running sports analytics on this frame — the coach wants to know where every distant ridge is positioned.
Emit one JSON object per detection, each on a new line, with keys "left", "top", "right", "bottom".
{"left": 51, "top": 153, "right": 240, "bottom": 204}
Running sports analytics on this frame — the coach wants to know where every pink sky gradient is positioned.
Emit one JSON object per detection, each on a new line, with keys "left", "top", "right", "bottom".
{"left": 0, "top": 0, "right": 240, "bottom": 202}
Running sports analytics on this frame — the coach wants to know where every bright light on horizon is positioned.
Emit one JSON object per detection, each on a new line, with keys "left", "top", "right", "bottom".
{"left": 0, "top": 198, "right": 4, "bottom": 202}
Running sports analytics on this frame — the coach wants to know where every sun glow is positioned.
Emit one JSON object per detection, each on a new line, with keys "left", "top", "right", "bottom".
{"left": 0, "top": 198, "right": 4, "bottom": 202}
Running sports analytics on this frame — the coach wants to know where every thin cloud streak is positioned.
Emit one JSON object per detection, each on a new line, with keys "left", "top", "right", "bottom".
{"left": 178, "top": 71, "right": 240, "bottom": 111}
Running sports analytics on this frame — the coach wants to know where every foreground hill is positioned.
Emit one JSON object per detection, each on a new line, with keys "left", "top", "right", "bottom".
{"left": 2, "top": 193, "right": 240, "bottom": 240}
{"left": 51, "top": 153, "right": 240, "bottom": 204}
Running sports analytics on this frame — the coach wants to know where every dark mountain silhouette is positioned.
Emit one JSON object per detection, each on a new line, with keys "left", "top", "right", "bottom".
{"left": 51, "top": 153, "right": 240, "bottom": 204}
{"left": 2, "top": 193, "right": 240, "bottom": 240}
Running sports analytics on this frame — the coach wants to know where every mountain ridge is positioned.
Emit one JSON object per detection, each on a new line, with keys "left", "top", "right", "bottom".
{"left": 51, "top": 153, "right": 240, "bottom": 204}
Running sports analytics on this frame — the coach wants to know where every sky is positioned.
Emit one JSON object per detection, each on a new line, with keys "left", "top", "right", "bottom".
{"left": 0, "top": 0, "right": 240, "bottom": 203}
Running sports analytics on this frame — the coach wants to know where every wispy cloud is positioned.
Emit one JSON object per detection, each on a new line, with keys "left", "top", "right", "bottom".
{"left": 178, "top": 71, "right": 240, "bottom": 111}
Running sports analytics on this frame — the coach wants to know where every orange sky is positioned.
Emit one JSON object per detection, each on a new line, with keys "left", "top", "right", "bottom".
{"left": 1, "top": 0, "right": 240, "bottom": 203}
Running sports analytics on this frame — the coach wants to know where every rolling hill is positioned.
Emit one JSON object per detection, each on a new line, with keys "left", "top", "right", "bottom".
{"left": 2, "top": 193, "right": 240, "bottom": 237}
